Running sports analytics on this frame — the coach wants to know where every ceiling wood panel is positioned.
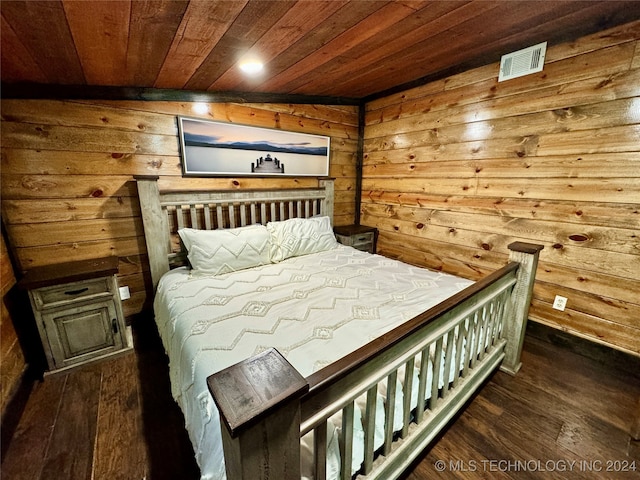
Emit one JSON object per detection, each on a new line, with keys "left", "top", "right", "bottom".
{"left": 209, "top": 0, "right": 348, "bottom": 92}
{"left": 0, "top": 15, "right": 46, "bottom": 84}
{"left": 126, "top": 0, "right": 189, "bottom": 86}
{"left": 63, "top": 0, "right": 131, "bottom": 86}
{"left": 154, "top": 1, "right": 248, "bottom": 89}
{"left": 253, "top": 0, "right": 395, "bottom": 93}
{"left": 1, "top": 0, "right": 639, "bottom": 101}
{"left": 184, "top": 0, "right": 298, "bottom": 91}
{"left": 2, "top": 0, "right": 84, "bottom": 85}
{"left": 292, "top": 1, "right": 497, "bottom": 96}
{"left": 265, "top": 0, "right": 433, "bottom": 94}
{"left": 333, "top": 1, "right": 559, "bottom": 97}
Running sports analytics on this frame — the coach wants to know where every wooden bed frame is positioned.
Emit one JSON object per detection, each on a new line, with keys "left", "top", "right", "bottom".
{"left": 135, "top": 175, "right": 543, "bottom": 480}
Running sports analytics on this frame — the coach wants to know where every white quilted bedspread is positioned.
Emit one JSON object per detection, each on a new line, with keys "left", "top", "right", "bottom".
{"left": 153, "top": 245, "right": 473, "bottom": 479}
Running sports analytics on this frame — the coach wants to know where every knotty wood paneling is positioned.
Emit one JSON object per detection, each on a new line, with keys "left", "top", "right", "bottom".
{"left": 1, "top": 230, "right": 26, "bottom": 416}
{"left": 1, "top": 101, "right": 358, "bottom": 319}
{"left": 362, "top": 21, "right": 640, "bottom": 356}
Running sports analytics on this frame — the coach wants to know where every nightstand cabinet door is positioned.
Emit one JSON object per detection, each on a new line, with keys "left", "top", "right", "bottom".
{"left": 41, "top": 299, "right": 123, "bottom": 369}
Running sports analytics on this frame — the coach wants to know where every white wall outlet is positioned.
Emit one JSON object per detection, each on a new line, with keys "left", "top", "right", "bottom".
{"left": 552, "top": 295, "right": 567, "bottom": 311}
{"left": 119, "top": 286, "right": 131, "bottom": 301}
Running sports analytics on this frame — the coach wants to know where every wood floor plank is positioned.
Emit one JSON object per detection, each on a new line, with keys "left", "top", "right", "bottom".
{"left": 39, "top": 366, "right": 102, "bottom": 480}
{"left": 0, "top": 375, "right": 66, "bottom": 480}
{"left": 495, "top": 337, "right": 640, "bottom": 434}
{"left": 92, "top": 352, "right": 147, "bottom": 480}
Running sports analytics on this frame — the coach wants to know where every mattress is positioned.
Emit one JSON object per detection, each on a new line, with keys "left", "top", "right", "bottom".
{"left": 153, "top": 244, "right": 473, "bottom": 479}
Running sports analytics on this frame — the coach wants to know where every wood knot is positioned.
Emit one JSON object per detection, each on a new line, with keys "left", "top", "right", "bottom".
{"left": 552, "top": 243, "right": 563, "bottom": 249}
{"left": 481, "top": 243, "right": 491, "bottom": 250}
{"left": 416, "top": 223, "right": 424, "bottom": 229}
{"left": 232, "top": 180, "right": 240, "bottom": 186}
{"left": 91, "top": 189, "right": 104, "bottom": 198}
{"left": 111, "top": 153, "right": 124, "bottom": 159}
{"left": 569, "top": 234, "right": 589, "bottom": 242}
{"left": 596, "top": 77, "right": 614, "bottom": 89}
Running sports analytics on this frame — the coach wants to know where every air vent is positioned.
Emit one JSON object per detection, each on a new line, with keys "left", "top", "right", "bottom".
{"left": 498, "top": 42, "right": 547, "bottom": 82}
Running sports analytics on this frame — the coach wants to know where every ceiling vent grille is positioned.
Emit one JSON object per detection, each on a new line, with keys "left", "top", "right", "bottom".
{"left": 498, "top": 42, "right": 547, "bottom": 82}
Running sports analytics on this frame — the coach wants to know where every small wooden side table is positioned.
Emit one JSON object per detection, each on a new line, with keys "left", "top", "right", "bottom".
{"left": 19, "top": 256, "right": 132, "bottom": 374}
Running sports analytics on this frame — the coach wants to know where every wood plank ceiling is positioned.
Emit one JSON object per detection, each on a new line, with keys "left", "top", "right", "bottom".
{"left": 1, "top": 0, "right": 640, "bottom": 101}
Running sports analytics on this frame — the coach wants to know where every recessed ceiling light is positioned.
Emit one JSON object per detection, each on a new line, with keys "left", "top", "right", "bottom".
{"left": 239, "top": 60, "right": 264, "bottom": 75}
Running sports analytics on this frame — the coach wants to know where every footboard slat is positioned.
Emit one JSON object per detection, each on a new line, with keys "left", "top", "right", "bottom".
{"left": 363, "top": 386, "right": 377, "bottom": 474}
{"left": 430, "top": 337, "right": 443, "bottom": 410}
{"left": 341, "top": 402, "right": 355, "bottom": 480}
{"left": 401, "top": 357, "right": 415, "bottom": 438}
{"left": 383, "top": 370, "right": 397, "bottom": 455}
{"left": 415, "top": 346, "right": 430, "bottom": 424}
{"left": 452, "top": 322, "right": 466, "bottom": 388}
{"left": 441, "top": 329, "right": 455, "bottom": 401}
{"left": 470, "top": 311, "right": 482, "bottom": 369}
{"left": 314, "top": 422, "right": 327, "bottom": 480}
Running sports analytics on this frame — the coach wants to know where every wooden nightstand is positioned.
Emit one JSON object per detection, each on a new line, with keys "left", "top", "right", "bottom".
{"left": 333, "top": 224, "right": 378, "bottom": 254}
{"left": 19, "top": 256, "right": 132, "bottom": 374}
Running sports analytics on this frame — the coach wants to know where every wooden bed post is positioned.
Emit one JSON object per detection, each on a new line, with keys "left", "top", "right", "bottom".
{"left": 134, "top": 175, "right": 170, "bottom": 292}
{"left": 501, "top": 242, "right": 544, "bottom": 375}
{"left": 207, "top": 349, "right": 308, "bottom": 480}
{"left": 319, "top": 178, "right": 334, "bottom": 225}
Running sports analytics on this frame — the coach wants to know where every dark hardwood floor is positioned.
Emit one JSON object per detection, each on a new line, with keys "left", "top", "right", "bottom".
{"left": 2, "top": 320, "right": 639, "bottom": 480}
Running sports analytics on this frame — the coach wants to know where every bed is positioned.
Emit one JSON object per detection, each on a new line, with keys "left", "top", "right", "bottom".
{"left": 135, "top": 175, "right": 543, "bottom": 480}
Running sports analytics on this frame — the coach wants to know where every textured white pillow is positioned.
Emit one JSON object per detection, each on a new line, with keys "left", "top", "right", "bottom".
{"left": 267, "top": 216, "right": 338, "bottom": 262}
{"left": 178, "top": 224, "right": 271, "bottom": 275}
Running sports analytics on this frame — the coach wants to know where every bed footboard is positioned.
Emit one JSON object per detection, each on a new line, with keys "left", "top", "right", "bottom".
{"left": 208, "top": 242, "right": 543, "bottom": 480}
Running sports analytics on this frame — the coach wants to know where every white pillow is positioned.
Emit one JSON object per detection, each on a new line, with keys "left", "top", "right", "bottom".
{"left": 267, "top": 216, "right": 338, "bottom": 262}
{"left": 178, "top": 224, "right": 271, "bottom": 275}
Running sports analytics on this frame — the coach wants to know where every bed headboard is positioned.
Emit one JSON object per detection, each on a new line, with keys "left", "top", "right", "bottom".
{"left": 135, "top": 176, "right": 335, "bottom": 291}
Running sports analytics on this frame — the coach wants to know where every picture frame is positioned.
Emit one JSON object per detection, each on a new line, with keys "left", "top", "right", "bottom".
{"left": 177, "top": 117, "right": 330, "bottom": 177}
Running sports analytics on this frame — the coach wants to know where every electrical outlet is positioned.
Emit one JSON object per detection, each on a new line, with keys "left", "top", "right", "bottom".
{"left": 552, "top": 295, "right": 567, "bottom": 311}
{"left": 119, "top": 286, "right": 131, "bottom": 301}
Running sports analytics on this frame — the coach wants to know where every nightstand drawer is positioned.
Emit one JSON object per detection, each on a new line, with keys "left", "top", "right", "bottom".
{"left": 336, "top": 231, "right": 374, "bottom": 247}
{"left": 352, "top": 231, "right": 375, "bottom": 246}
{"left": 334, "top": 225, "right": 378, "bottom": 254}
{"left": 31, "top": 277, "right": 114, "bottom": 311}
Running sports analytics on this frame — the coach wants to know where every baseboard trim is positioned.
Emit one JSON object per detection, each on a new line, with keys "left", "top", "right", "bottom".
{"left": 526, "top": 320, "right": 640, "bottom": 379}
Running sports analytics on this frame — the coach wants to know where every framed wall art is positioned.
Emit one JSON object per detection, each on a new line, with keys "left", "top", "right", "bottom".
{"left": 177, "top": 117, "right": 330, "bottom": 177}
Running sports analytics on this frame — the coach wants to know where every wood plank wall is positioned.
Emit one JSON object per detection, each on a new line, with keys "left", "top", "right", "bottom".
{"left": 362, "top": 21, "right": 640, "bottom": 356}
{"left": 1, "top": 229, "right": 26, "bottom": 415}
{"left": 1, "top": 102, "right": 358, "bottom": 319}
